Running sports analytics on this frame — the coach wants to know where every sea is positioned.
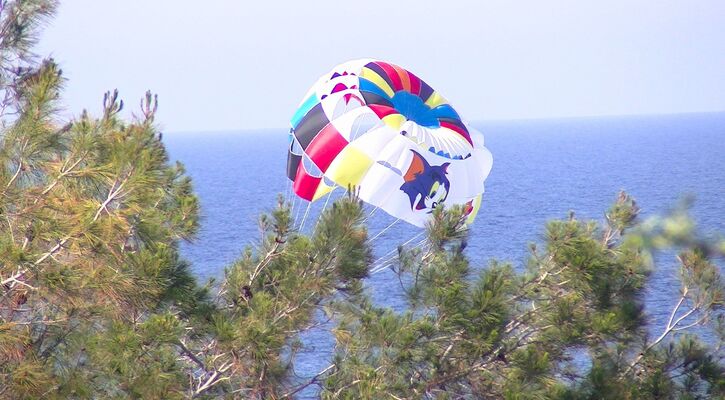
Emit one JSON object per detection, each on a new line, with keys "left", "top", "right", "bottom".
{"left": 164, "top": 112, "right": 725, "bottom": 396}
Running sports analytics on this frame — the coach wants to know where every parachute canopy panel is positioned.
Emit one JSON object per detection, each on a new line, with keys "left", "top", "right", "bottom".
{"left": 287, "top": 59, "right": 493, "bottom": 227}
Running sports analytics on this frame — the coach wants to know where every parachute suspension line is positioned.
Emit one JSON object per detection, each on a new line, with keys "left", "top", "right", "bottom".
{"left": 370, "top": 235, "right": 427, "bottom": 274}
{"left": 290, "top": 189, "right": 297, "bottom": 215}
{"left": 369, "top": 218, "right": 401, "bottom": 243}
{"left": 298, "top": 201, "right": 313, "bottom": 232}
{"left": 365, "top": 205, "right": 379, "bottom": 222}
{"left": 370, "top": 238, "right": 427, "bottom": 275}
{"left": 284, "top": 179, "right": 292, "bottom": 206}
{"left": 293, "top": 197, "right": 303, "bottom": 226}
{"left": 316, "top": 187, "right": 337, "bottom": 225}
{"left": 370, "top": 231, "right": 425, "bottom": 266}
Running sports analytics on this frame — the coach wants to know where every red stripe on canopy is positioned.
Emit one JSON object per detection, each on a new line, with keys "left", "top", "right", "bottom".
{"left": 293, "top": 165, "right": 322, "bottom": 201}
{"left": 440, "top": 121, "right": 473, "bottom": 145}
{"left": 368, "top": 104, "right": 399, "bottom": 119}
{"left": 305, "top": 124, "right": 348, "bottom": 172}
{"left": 376, "top": 61, "right": 403, "bottom": 92}
{"left": 408, "top": 72, "right": 421, "bottom": 95}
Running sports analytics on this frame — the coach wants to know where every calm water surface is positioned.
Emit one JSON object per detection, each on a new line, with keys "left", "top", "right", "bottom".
{"left": 165, "top": 113, "right": 725, "bottom": 396}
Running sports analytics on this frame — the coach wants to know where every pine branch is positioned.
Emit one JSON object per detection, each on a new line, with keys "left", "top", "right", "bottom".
{"left": 280, "top": 364, "right": 335, "bottom": 399}
{"left": 38, "top": 150, "right": 87, "bottom": 197}
{"left": 623, "top": 288, "right": 702, "bottom": 377}
{"left": 177, "top": 339, "right": 207, "bottom": 372}
{"left": 247, "top": 239, "right": 282, "bottom": 286}
{"left": 4, "top": 165, "right": 137, "bottom": 290}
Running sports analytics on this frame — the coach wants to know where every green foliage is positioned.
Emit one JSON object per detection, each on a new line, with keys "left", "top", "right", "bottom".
{"left": 320, "top": 194, "right": 725, "bottom": 399}
{"left": 191, "top": 193, "right": 373, "bottom": 397}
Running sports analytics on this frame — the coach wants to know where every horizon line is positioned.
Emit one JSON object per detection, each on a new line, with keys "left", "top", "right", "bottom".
{"left": 163, "top": 109, "right": 725, "bottom": 135}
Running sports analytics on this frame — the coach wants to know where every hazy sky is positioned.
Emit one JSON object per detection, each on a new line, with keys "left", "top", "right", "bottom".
{"left": 38, "top": 1, "right": 725, "bottom": 132}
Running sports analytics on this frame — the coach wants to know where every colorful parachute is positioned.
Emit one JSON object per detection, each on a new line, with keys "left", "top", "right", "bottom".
{"left": 287, "top": 59, "right": 493, "bottom": 227}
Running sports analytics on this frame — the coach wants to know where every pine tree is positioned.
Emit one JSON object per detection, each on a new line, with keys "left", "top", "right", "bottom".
{"left": 1, "top": 2, "right": 206, "bottom": 397}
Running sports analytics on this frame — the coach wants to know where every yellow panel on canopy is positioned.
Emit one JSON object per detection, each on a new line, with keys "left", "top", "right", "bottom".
{"left": 325, "top": 146, "right": 374, "bottom": 188}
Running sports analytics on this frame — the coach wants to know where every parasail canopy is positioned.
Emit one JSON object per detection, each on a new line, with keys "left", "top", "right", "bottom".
{"left": 287, "top": 59, "right": 493, "bottom": 227}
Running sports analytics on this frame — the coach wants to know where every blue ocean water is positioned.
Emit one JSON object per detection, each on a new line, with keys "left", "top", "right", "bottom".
{"left": 165, "top": 112, "right": 725, "bottom": 394}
